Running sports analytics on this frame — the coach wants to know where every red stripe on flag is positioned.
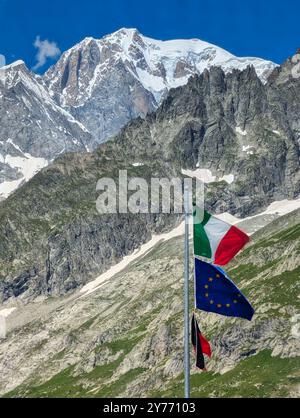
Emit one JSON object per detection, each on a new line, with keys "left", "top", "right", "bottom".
{"left": 199, "top": 332, "right": 212, "bottom": 357}
{"left": 214, "top": 225, "right": 250, "bottom": 265}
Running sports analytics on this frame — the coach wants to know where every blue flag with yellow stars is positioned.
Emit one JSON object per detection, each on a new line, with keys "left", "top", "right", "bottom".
{"left": 195, "top": 258, "right": 254, "bottom": 321}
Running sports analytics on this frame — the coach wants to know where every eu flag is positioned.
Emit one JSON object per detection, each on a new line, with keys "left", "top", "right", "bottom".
{"left": 195, "top": 258, "right": 254, "bottom": 321}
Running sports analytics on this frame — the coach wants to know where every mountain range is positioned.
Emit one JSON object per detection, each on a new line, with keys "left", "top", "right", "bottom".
{"left": 0, "top": 29, "right": 277, "bottom": 199}
{"left": 0, "top": 37, "right": 300, "bottom": 302}
{"left": 44, "top": 28, "right": 276, "bottom": 143}
{"left": 0, "top": 29, "right": 299, "bottom": 398}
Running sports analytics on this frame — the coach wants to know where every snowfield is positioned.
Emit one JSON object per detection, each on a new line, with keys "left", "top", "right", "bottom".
{"left": 49, "top": 28, "right": 277, "bottom": 107}
{"left": 80, "top": 222, "right": 185, "bottom": 297}
{"left": 0, "top": 150, "right": 48, "bottom": 199}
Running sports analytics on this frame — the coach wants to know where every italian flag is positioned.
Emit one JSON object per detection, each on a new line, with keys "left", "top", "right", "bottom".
{"left": 193, "top": 206, "right": 250, "bottom": 265}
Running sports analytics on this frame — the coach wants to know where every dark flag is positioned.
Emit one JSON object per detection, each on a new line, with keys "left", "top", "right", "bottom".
{"left": 194, "top": 258, "right": 255, "bottom": 321}
{"left": 191, "top": 313, "right": 211, "bottom": 370}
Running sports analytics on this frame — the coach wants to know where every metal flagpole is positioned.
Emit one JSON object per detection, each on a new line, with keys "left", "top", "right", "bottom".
{"left": 184, "top": 186, "right": 190, "bottom": 398}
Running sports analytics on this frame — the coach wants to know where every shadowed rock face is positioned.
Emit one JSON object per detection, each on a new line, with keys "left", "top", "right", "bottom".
{"left": 0, "top": 52, "right": 299, "bottom": 302}
{"left": 0, "top": 62, "right": 93, "bottom": 158}
{"left": 113, "top": 60, "right": 300, "bottom": 206}
{"left": 0, "top": 61, "right": 95, "bottom": 199}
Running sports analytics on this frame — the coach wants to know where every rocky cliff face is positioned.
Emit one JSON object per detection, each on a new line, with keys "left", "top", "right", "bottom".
{"left": 112, "top": 58, "right": 300, "bottom": 212}
{"left": 0, "top": 150, "right": 180, "bottom": 302}
{"left": 0, "top": 55, "right": 299, "bottom": 303}
{"left": 0, "top": 61, "right": 95, "bottom": 199}
{"left": 1, "top": 209, "right": 299, "bottom": 398}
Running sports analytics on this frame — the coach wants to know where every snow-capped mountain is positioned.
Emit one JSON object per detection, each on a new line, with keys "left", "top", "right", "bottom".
{"left": 45, "top": 28, "right": 277, "bottom": 143}
{"left": 0, "top": 32, "right": 299, "bottom": 399}
{"left": 0, "top": 28, "right": 277, "bottom": 198}
{"left": 1, "top": 51, "right": 299, "bottom": 303}
{"left": 0, "top": 60, "right": 94, "bottom": 199}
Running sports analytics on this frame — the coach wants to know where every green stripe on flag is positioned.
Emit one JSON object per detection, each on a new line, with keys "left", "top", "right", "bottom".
{"left": 193, "top": 206, "right": 212, "bottom": 258}
{"left": 201, "top": 210, "right": 211, "bottom": 226}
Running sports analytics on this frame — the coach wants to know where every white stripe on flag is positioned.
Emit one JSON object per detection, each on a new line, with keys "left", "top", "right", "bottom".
{"left": 204, "top": 216, "right": 231, "bottom": 260}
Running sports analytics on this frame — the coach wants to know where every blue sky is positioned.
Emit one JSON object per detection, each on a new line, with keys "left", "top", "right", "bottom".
{"left": 0, "top": 0, "right": 299, "bottom": 72}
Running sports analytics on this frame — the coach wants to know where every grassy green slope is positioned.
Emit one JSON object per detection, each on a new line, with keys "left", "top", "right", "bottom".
{"left": 152, "top": 350, "right": 300, "bottom": 398}
{"left": 2, "top": 209, "right": 300, "bottom": 398}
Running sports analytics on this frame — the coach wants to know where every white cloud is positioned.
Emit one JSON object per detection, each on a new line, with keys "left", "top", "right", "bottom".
{"left": 32, "top": 36, "right": 61, "bottom": 70}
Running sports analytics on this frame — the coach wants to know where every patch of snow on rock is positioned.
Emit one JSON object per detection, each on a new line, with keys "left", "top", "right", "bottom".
{"left": 221, "top": 174, "right": 234, "bottom": 184}
{"left": 262, "top": 198, "right": 300, "bottom": 217}
{"left": 182, "top": 168, "right": 234, "bottom": 184}
{"left": 239, "top": 197, "right": 300, "bottom": 225}
{"left": 0, "top": 152, "right": 48, "bottom": 198}
{"left": 182, "top": 168, "right": 216, "bottom": 183}
{"left": 5, "top": 154, "right": 48, "bottom": 181}
{"left": 215, "top": 212, "right": 241, "bottom": 224}
{"left": 0, "top": 307, "right": 16, "bottom": 318}
{"left": 0, "top": 178, "right": 24, "bottom": 199}
{"left": 80, "top": 221, "right": 185, "bottom": 297}
{"left": 236, "top": 126, "right": 247, "bottom": 136}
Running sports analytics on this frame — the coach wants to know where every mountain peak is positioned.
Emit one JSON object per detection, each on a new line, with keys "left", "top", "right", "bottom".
{"left": 43, "top": 29, "right": 278, "bottom": 144}
{"left": 2, "top": 59, "right": 25, "bottom": 69}
{"left": 0, "top": 59, "right": 26, "bottom": 76}
{"left": 291, "top": 49, "right": 300, "bottom": 63}
{"left": 0, "top": 59, "right": 32, "bottom": 89}
{"left": 113, "top": 27, "right": 140, "bottom": 35}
